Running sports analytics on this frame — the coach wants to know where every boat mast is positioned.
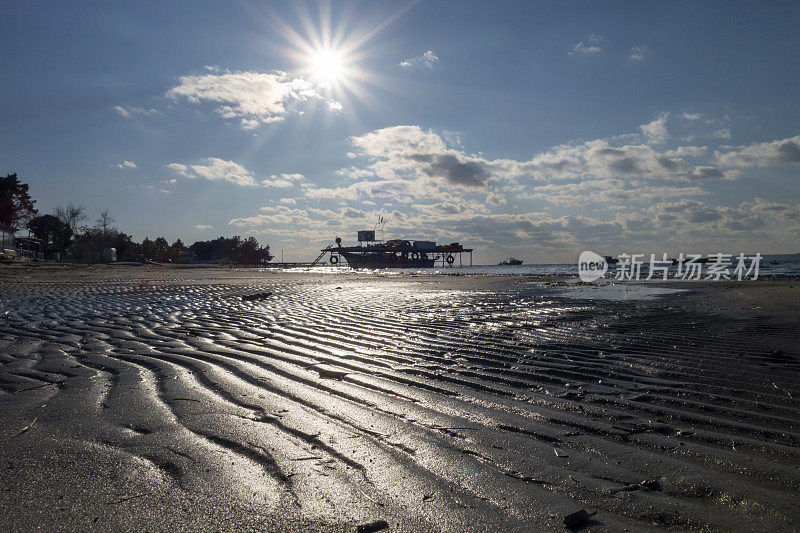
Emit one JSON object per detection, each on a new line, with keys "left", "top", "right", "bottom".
{"left": 373, "top": 214, "right": 385, "bottom": 243}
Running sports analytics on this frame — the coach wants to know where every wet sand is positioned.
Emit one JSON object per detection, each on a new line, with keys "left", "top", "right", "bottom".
{"left": 1, "top": 266, "right": 799, "bottom": 531}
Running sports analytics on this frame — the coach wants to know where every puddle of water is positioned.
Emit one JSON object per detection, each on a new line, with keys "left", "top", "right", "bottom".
{"left": 551, "top": 283, "right": 687, "bottom": 301}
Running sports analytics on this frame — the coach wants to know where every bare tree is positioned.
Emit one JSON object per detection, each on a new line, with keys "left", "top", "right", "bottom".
{"left": 95, "top": 209, "right": 116, "bottom": 236}
{"left": 54, "top": 204, "right": 87, "bottom": 234}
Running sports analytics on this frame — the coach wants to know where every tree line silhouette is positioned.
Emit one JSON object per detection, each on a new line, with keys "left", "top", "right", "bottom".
{"left": 1, "top": 173, "right": 273, "bottom": 264}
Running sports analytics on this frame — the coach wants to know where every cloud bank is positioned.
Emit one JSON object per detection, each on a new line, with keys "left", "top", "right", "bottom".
{"left": 715, "top": 135, "right": 800, "bottom": 167}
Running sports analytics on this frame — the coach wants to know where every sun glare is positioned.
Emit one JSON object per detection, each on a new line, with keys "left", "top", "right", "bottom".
{"left": 309, "top": 48, "right": 345, "bottom": 83}
{"left": 262, "top": 0, "right": 416, "bottom": 126}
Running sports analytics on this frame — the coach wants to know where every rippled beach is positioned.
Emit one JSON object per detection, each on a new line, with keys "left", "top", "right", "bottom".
{"left": 1, "top": 266, "right": 799, "bottom": 531}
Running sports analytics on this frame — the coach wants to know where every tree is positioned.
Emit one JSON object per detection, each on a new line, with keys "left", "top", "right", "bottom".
{"left": 240, "top": 236, "right": 273, "bottom": 264}
{"left": 27, "top": 214, "right": 73, "bottom": 251}
{"left": 169, "top": 239, "right": 186, "bottom": 262}
{"left": 112, "top": 232, "right": 133, "bottom": 259}
{"left": 54, "top": 204, "right": 87, "bottom": 234}
{"left": 0, "top": 173, "right": 38, "bottom": 229}
{"left": 121, "top": 239, "right": 141, "bottom": 261}
{"left": 71, "top": 227, "right": 132, "bottom": 263}
{"left": 257, "top": 242, "right": 273, "bottom": 263}
{"left": 95, "top": 209, "right": 116, "bottom": 236}
{"left": 188, "top": 235, "right": 272, "bottom": 264}
{"left": 153, "top": 237, "right": 170, "bottom": 262}
{"left": 140, "top": 237, "right": 155, "bottom": 261}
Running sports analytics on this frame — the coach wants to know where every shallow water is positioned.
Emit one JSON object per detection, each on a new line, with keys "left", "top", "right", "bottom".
{"left": 549, "top": 283, "right": 688, "bottom": 301}
{"left": 280, "top": 258, "right": 800, "bottom": 277}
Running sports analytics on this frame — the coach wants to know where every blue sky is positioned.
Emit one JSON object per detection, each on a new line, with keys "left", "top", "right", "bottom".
{"left": 2, "top": 0, "right": 799, "bottom": 262}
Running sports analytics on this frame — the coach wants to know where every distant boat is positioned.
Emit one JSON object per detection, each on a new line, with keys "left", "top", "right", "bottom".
{"left": 499, "top": 257, "right": 523, "bottom": 266}
{"left": 604, "top": 256, "right": 619, "bottom": 265}
{"left": 771, "top": 259, "right": 781, "bottom": 265}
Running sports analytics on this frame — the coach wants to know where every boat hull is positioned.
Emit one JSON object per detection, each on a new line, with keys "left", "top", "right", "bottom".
{"left": 340, "top": 251, "right": 436, "bottom": 269}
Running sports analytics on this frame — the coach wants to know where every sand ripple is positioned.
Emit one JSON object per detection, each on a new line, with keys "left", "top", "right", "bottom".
{"left": 1, "top": 268, "right": 799, "bottom": 531}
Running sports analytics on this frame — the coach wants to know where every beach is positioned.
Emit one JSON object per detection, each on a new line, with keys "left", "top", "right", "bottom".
{"left": 1, "top": 266, "right": 799, "bottom": 532}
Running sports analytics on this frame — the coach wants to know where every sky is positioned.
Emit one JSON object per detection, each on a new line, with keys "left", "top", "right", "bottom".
{"left": 2, "top": 0, "right": 799, "bottom": 263}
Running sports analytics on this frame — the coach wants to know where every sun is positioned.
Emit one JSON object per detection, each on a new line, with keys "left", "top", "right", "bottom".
{"left": 264, "top": 1, "right": 414, "bottom": 120}
{"left": 308, "top": 48, "right": 346, "bottom": 84}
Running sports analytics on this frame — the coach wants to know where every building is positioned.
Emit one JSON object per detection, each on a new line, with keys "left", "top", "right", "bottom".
{"left": 15, "top": 237, "right": 44, "bottom": 260}
{"left": 1, "top": 224, "right": 16, "bottom": 258}
{"left": 1, "top": 227, "right": 47, "bottom": 262}
{"left": 1, "top": 225, "right": 17, "bottom": 262}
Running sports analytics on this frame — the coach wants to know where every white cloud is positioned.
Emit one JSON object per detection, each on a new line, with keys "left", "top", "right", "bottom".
{"left": 715, "top": 135, "right": 800, "bottom": 167}
{"left": 486, "top": 190, "right": 507, "bottom": 206}
{"left": 648, "top": 199, "right": 764, "bottom": 231}
{"left": 112, "top": 105, "right": 131, "bottom": 118}
{"left": 664, "top": 146, "right": 707, "bottom": 157}
{"left": 348, "top": 125, "right": 494, "bottom": 192}
{"left": 195, "top": 224, "right": 213, "bottom": 230}
{"left": 279, "top": 198, "right": 297, "bottom": 205}
{"left": 524, "top": 179, "right": 709, "bottom": 207}
{"left": 303, "top": 184, "right": 360, "bottom": 200}
{"left": 227, "top": 206, "right": 384, "bottom": 237}
{"left": 681, "top": 113, "right": 701, "bottom": 121}
{"left": 112, "top": 105, "right": 161, "bottom": 118}
{"left": 262, "top": 173, "right": 304, "bottom": 188}
{"left": 569, "top": 34, "right": 603, "bottom": 56}
{"left": 640, "top": 113, "right": 669, "bottom": 142}
{"left": 116, "top": 160, "right": 136, "bottom": 168}
{"left": 569, "top": 42, "right": 602, "bottom": 55}
{"left": 745, "top": 198, "right": 800, "bottom": 224}
{"left": 399, "top": 50, "right": 438, "bottom": 69}
{"left": 712, "top": 128, "right": 732, "bottom": 139}
{"left": 275, "top": 123, "right": 734, "bottom": 236}
{"left": 229, "top": 205, "right": 314, "bottom": 227}
{"left": 628, "top": 46, "right": 647, "bottom": 61}
{"left": 166, "top": 69, "right": 340, "bottom": 129}
{"left": 168, "top": 157, "right": 258, "bottom": 187}
{"left": 339, "top": 122, "right": 734, "bottom": 214}
{"left": 524, "top": 140, "right": 729, "bottom": 183}
{"left": 142, "top": 176, "right": 177, "bottom": 195}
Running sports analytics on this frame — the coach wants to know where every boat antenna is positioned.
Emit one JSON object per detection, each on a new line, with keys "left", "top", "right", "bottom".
{"left": 373, "top": 214, "right": 385, "bottom": 242}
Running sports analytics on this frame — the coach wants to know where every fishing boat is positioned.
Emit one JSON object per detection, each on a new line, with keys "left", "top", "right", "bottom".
{"left": 315, "top": 230, "right": 473, "bottom": 269}
{"left": 499, "top": 257, "right": 523, "bottom": 266}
